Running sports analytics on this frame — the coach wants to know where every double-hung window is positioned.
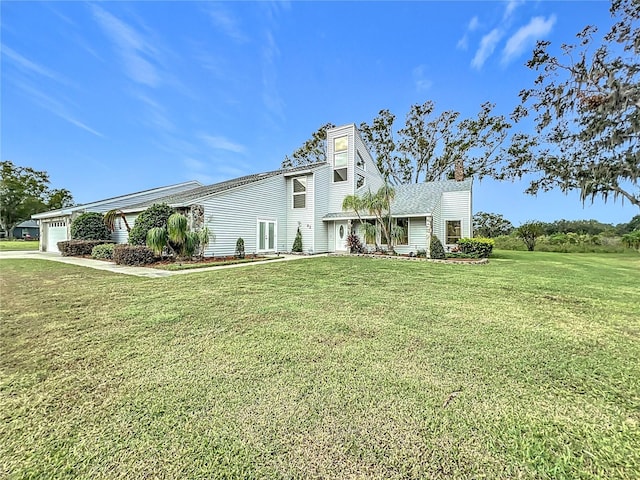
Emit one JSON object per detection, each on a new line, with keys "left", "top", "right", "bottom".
{"left": 333, "top": 136, "right": 348, "bottom": 182}
{"left": 293, "top": 177, "right": 306, "bottom": 208}
{"left": 446, "top": 220, "right": 462, "bottom": 244}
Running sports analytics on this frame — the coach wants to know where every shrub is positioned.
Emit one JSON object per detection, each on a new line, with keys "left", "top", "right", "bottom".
{"left": 458, "top": 237, "right": 494, "bottom": 258}
{"left": 128, "top": 203, "right": 175, "bottom": 245}
{"left": 70, "top": 212, "right": 111, "bottom": 240}
{"left": 516, "top": 221, "right": 545, "bottom": 251}
{"left": 58, "top": 240, "right": 113, "bottom": 257}
{"left": 235, "top": 237, "right": 245, "bottom": 259}
{"left": 292, "top": 227, "right": 303, "bottom": 252}
{"left": 416, "top": 248, "right": 427, "bottom": 258}
{"left": 113, "top": 245, "right": 155, "bottom": 266}
{"left": 430, "top": 235, "right": 445, "bottom": 259}
{"left": 346, "top": 233, "right": 364, "bottom": 253}
{"left": 91, "top": 243, "right": 115, "bottom": 260}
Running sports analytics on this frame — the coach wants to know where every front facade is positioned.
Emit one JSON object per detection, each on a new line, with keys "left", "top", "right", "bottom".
{"left": 33, "top": 124, "right": 472, "bottom": 256}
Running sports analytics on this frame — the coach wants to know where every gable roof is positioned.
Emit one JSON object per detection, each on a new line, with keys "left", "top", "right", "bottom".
{"left": 32, "top": 180, "right": 203, "bottom": 220}
{"left": 16, "top": 220, "right": 39, "bottom": 228}
{"left": 123, "top": 162, "right": 328, "bottom": 211}
{"left": 323, "top": 178, "right": 473, "bottom": 219}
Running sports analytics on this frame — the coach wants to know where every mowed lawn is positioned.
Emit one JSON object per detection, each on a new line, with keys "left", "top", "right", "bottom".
{"left": 1, "top": 252, "right": 638, "bottom": 479}
{"left": 0, "top": 240, "right": 39, "bottom": 251}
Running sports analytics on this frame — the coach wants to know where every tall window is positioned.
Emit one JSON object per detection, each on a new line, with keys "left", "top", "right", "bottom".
{"left": 293, "top": 177, "right": 306, "bottom": 208}
{"left": 356, "top": 151, "right": 366, "bottom": 170}
{"left": 395, "top": 218, "right": 409, "bottom": 245}
{"left": 333, "top": 135, "right": 348, "bottom": 182}
{"left": 446, "top": 220, "right": 462, "bottom": 244}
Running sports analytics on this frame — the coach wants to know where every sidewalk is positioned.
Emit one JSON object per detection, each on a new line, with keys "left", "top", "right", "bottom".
{"left": 0, "top": 250, "right": 319, "bottom": 278}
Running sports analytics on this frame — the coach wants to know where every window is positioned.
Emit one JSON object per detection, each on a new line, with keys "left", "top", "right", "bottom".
{"left": 446, "top": 220, "right": 462, "bottom": 244}
{"left": 356, "top": 151, "right": 366, "bottom": 170}
{"left": 292, "top": 177, "right": 306, "bottom": 209}
{"left": 395, "top": 218, "right": 408, "bottom": 245}
{"left": 356, "top": 173, "right": 365, "bottom": 189}
{"left": 333, "top": 135, "right": 348, "bottom": 182}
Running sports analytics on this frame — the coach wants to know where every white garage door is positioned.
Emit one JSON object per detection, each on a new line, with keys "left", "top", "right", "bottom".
{"left": 46, "top": 221, "right": 68, "bottom": 252}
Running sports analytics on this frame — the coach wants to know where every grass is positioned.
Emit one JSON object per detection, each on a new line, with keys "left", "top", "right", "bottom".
{"left": 0, "top": 240, "right": 39, "bottom": 251}
{"left": 156, "top": 256, "right": 282, "bottom": 271}
{"left": 1, "top": 251, "right": 639, "bottom": 479}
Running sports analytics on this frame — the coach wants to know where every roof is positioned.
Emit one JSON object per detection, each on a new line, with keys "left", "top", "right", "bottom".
{"left": 16, "top": 220, "right": 39, "bottom": 228}
{"left": 323, "top": 178, "right": 472, "bottom": 220}
{"left": 32, "top": 180, "right": 203, "bottom": 219}
{"left": 123, "top": 161, "right": 328, "bottom": 211}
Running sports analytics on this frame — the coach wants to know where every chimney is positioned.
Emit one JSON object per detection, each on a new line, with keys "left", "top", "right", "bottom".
{"left": 454, "top": 158, "right": 464, "bottom": 182}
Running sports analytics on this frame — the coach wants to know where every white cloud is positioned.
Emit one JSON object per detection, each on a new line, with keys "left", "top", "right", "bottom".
{"left": 183, "top": 157, "right": 207, "bottom": 171}
{"left": 502, "top": 15, "right": 557, "bottom": 64}
{"left": 206, "top": 4, "right": 249, "bottom": 43}
{"left": 91, "top": 5, "right": 161, "bottom": 87}
{"left": 471, "top": 29, "right": 503, "bottom": 69}
{"left": 200, "top": 134, "right": 247, "bottom": 154}
{"left": 468, "top": 16, "right": 480, "bottom": 31}
{"left": 1, "top": 45, "right": 69, "bottom": 84}
{"left": 504, "top": 0, "right": 524, "bottom": 20}
{"left": 457, "top": 16, "right": 480, "bottom": 50}
{"left": 412, "top": 65, "right": 433, "bottom": 92}
{"left": 261, "top": 30, "right": 284, "bottom": 121}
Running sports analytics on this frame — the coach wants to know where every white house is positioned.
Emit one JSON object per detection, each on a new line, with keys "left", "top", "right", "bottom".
{"left": 34, "top": 124, "right": 472, "bottom": 256}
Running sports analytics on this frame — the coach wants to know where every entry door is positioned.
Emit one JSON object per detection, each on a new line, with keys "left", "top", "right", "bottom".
{"left": 335, "top": 221, "right": 348, "bottom": 251}
{"left": 258, "top": 219, "right": 276, "bottom": 252}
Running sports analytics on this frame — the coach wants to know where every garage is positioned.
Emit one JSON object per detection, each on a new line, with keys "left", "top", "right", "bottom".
{"left": 45, "top": 220, "right": 68, "bottom": 252}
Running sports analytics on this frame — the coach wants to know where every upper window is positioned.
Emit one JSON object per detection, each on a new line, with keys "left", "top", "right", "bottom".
{"left": 293, "top": 177, "right": 306, "bottom": 209}
{"left": 333, "top": 135, "right": 348, "bottom": 182}
{"left": 356, "top": 151, "right": 366, "bottom": 170}
{"left": 395, "top": 218, "right": 409, "bottom": 245}
{"left": 446, "top": 220, "right": 462, "bottom": 244}
{"left": 356, "top": 173, "right": 365, "bottom": 190}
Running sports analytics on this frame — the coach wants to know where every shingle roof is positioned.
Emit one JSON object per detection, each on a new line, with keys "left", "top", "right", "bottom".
{"left": 323, "top": 178, "right": 472, "bottom": 219}
{"left": 124, "top": 162, "right": 328, "bottom": 211}
{"left": 16, "top": 220, "right": 39, "bottom": 228}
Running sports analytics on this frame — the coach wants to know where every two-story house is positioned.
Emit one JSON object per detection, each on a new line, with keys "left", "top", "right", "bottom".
{"left": 34, "top": 124, "right": 472, "bottom": 256}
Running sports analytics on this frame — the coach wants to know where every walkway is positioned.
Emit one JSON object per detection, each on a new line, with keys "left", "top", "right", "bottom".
{"left": 0, "top": 251, "right": 319, "bottom": 278}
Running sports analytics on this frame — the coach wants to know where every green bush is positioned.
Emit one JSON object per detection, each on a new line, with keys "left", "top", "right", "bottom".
{"left": 128, "top": 204, "right": 175, "bottom": 245}
{"left": 91, "top": 243, "right": 115, "bottom": 260}
{"left": 235, "top": 238, "right": 245, "bottom": 259}
{"left": 292, "top": 227, "right": 303, "bottom": 252}
{"left": 113, "top": 245, "right": 156, "bottom": 266}
{"left": 458, "top": 237, "right": 494, "bottom": 258}
{"left": 70, "top": 212, "right": 111, "bottom": 240}
{"left": 58, "top": 240, "right": 113, "bottom": 257}
{"left": 430, "top": 235, "right": 445, "bottom": 259}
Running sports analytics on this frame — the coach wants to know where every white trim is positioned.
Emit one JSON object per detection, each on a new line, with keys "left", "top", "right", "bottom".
{"left": 256, "top": 217, "right": 277, "bottom": 252}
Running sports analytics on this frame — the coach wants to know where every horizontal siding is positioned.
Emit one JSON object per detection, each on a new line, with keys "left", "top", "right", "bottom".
{"left": 110, "top": 214, "right": 137, "bottom": 244}
{"left": 286, "top": 173, "right": 315, "bottom": 253}
{"left": 200, "top": 175, "right": 287, "bottom": 257}
{"left": 327, "top": 125, "right": 355, "bottom": 213}
{"left": 313, "top": 167, "right": 331, "bottom": 253}
{"left": 440, "top": 190, "right": 472, "bottom": 246}
{"left": 354, "top": 131, "right": 385, "bottom": 194}
{"left": 395, "top": 217, "right": 428, "bottom": 255}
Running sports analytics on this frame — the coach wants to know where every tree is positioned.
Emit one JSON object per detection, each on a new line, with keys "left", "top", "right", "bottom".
{"left": 128, "top": 203, "right": 174, "bottom": 245}
{"left": 0, "top": 160, "right": 74, "bottom": 238}
{"left": 342, "top": 184, "right": 397, "bottom": 251}
{"left": 281, "top": 123, "right": 336, "bottom": 168}
{"left": 516, "top": 221, "right": 545, "bottom": 251}
{"left": 70, "top": 212, "right": 111, "bottom": 240}
{"left": 473, "top": 212, "right": 514, "bottom": 237}
{"left": 505, "top": 0, "right": 639, "bottom": 208}
{"left": 292, "top": 227, "right": 303, "bottom": 252}
{"left": 146, "top": 213, "right": 208, "bottom": 260}
{"left": 104, "top": 209, "right": 131, "bottom": 233}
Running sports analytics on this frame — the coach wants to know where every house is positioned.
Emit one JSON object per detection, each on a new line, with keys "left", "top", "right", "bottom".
{"left": 11, "top": 220, "right": 39, "bottom": 240}
{"left": 33, "top": 124, "right": 472, "bottom": 256}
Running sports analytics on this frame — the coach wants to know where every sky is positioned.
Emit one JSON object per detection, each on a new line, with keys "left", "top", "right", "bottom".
{"left": 1, "top": 0, "right": 637, "bottom": 226}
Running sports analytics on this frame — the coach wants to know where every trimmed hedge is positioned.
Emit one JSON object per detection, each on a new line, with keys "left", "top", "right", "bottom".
{"left": 113, "top": 245, "right": 156, "bottom": 266}
{"left": 58, "top": 240, "right": 113, "bottom": 257}
{"left": 458, "top": 237, "right": 494, "bottom": 258}
{"left": 91, "top": 243, "right": 115, "bottom": 260}
{"left": 70, "top": 212, "right": 111, "bottom": 240}
{"left": 430, "top": 235, "right": 445, "bottom": 259}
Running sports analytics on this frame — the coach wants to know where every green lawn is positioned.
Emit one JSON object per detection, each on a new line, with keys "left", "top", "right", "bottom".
{"left": 0, "top": 240, "right": 39, "bottom": 251}
{"left": 1, "top": 251, "right": 639, "bottom": 479}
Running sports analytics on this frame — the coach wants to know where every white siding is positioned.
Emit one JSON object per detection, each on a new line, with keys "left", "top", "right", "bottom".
{"left": 326, "top": 125, "right": 355, "bottom": 213}
{"left": 354, "top": 131, "right": 385, "bottom": 194}
{"left": 200, "top": 175, "right": 287, "bottom": 257}
{"left": 439, "top": 190, "right": 472, "bottom": 247}
{"left": 286, "top": 173, "right": 315, "bottom": 253}
{"left": 313, "top": 166, "right": 331, "bottom": 253}
{"left": 110, "top": 214, "right": 137, "bottom": 244}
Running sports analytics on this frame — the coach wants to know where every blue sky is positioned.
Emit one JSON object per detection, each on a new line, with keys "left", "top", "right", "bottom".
{"left": 2, "top": 0, "right": 637, "bottom": 226}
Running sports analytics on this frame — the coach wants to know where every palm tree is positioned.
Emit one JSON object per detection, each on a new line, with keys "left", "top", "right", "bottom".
{"left": 342, "top": 184, "right": 396, "bottom": 252}
{"left": 104, "top": 209, "right": 131, "bottom": 232}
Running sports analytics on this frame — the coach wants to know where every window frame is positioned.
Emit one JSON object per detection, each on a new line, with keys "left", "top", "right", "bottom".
{"left": 356, "top": 173, "right": 365, "bottom": 190}
{"left": 356, "top": 151, "right": 366, "bottom": 170}
{"left": 292, "top": 176, "right": 306, "bottom": 209}
{"left": 333, "top": 135, "right": 348, "bottom": 183}
{"left": 395, "top": 217, "right": 409, "bottom": 246}
{"left": 445, "top": 220, "right": 462, "bottom": 245}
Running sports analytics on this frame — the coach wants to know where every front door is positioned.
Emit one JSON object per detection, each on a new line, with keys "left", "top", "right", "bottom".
{"left": 335, "top": 221, "right": 348, "bottom": 251}
{"left": 258, "top": 219, "right": 276, "bottom": 252}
